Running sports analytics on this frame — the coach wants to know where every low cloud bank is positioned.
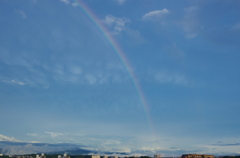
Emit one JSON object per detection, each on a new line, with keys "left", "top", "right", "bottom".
{"left": 0, "top": 141, "right": 90, "bottom": 155}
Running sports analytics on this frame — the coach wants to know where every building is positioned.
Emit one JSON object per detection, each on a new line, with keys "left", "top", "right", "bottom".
{"left": 109, "top": 156, "right": 118, "bottom": 158}
{"left": 36, "top": 153, "right": 46, "bottom": 158}
{"left": 182, "top": 154, "right": 214, "bottom": 158}
{"left": 0, "top": 154, "right": 3, "bottom": 156}
{"left": 103, "top": 155, "right": 108, "bottom": 158}
{"left": 64, "top": 154, "right": 70, "bottom": 158}
{"left": 91, "top": 155, "right": 100, "bottom": 158}
{"left": 154, "top": 154, "right": 161, "bottom": 158}
{"left": 58, "top": 154, "right": 70, "bottom": 158}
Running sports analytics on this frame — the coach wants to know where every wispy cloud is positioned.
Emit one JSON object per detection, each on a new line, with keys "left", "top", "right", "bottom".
{"left": 185, "top": 33, "right": 197, "bottom": 39}
{"left": 125, "top": 29, "right": 147, "bottom": 44}
{"left": 0, "top": 134, "right": 22, "bottom": 142}
{"left": 211, "top": 143, "right": 240, "bottom": 146}
{"left": 69, "top": 66, "right": 82, "bottom": 75}
{"left": 15, "top": 10, "right": 27, "bottom": 19}
{"left": 102, "top": 15, "right": 130, "bottom": 34}
{"left": 142, "top": 9, "right": 169, "bottom": 21}
{"left": 181, "top": 6, "right": 199, "bottom": 38}
{"left": 113, "top": 0, "right": 127, "bottom": 5}
{"left": 60, "top": 0, "right": 70, "bottom": 4}
{"left": 104, "top": 140, "right": 121, "bottom": 145}
{"left": 154, "top": 72, "right": 189, "bottom": 85}
{"left": 44, "top": 132, "right": 64, "bottom": 138}
{"left": 85, "top": 74, "right": 97, "bottom": 85}
{"left": 3, "top": 80, "right": 26, "bottom": 85}
{"left": 232, "top": 23, "right": 240, "bottom": 30}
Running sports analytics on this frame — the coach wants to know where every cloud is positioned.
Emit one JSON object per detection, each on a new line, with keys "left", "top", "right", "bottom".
{"left": 15, "top": 10, "right": 27, "bottom": 19}
{"left": 154, "top": 72, "right": 188, "bottom": 85}
{"left": 104, "top": 140, "right": 121, "bottom": 145}
{"left": 0, "top": 134, "right": 22, "bottom": 142}
{"left": 232, "top": 23, "right": 240, "bottom": 30}
{"left": 102, "top": 15, "right": 130, "bottom": 34}
{"left": 72, "top": 2, "right": 78, "bottom": 7}
{"left": 185, "top": 33, "right": 197, "bottom": 39}
{"left": 125, "top": 29, "right": 147, "bottom": 44}
{"left": 11, "top": 80, "right": 26, "bottom": 85}
{"left": 69, "top": 66, "right": 82, "bottom": 75}
{"left": 182, "top": 6, "right": 199, "bottom": 35}
{"left": 85, "top": 74, "right": 97, "bottom": 85}
{"left": 3, "top": 80, "right": 26, "bottom": 85}
{"left": 211, "top": 143, "right": 240, "bottom": 146}
{"left": 44, "top": 132, "right": 64, "bottom": 138}
{"left": 113, "top": 0, "right": 127, "bottom": 5}
{"left": 0, "top": 141, "right": 90, "bottom": 155}
{"left": 142, "top": 9, "right": 169, "bottom": 20}
{"left": 60, "top": 0, "right": 70, "bottom": 4}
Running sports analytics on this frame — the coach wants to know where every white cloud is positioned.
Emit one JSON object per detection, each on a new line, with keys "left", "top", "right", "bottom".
{"left": 11, "top": 80, "right": 26, "bottom": 85}
{"left": 142, "top": 9, "right": 169, "bottom": 20}
{"left": 44, "top": 132, "right": 64, "bottom": 138}
{"left": 60, "top": 0, "right": 70, "bottom": 4}
{"left": 3, "top": 80, "right": 26, "bottom": 85}
{"left": 102, "top": 15, "right": 130, "bottom": 34}
{"left": 0, "top": 134, "right": 22, "bottom": 142}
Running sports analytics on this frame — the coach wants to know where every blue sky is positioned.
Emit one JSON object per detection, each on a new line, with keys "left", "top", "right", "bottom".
{"left": 1, "top": 0, "right": 240, "bottom": 156}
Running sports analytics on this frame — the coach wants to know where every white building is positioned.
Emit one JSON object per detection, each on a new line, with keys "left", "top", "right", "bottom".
{"left": 91, "top": 155, "right": 100, "bottom": 158}
{"left": 58, "top": 154, "right": 70, "bottom": 158}
{"left": 154, "top": 154, "right": 161, "bottom": 158}
{"left": 36, "top": 153, "right": 46, "bottom": 158}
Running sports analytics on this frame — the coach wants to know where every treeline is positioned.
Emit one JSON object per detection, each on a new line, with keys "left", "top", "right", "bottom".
{"left": 223, "top": 156, "right": 240, "bottom": 158}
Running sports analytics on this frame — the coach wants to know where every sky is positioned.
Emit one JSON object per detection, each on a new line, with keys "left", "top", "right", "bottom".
{"left": 0, "top": 0, "right": 240, "bottom": 156}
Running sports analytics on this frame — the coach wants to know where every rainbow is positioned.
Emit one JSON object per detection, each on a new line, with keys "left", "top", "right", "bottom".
{"left": 71, "top": 0, "right": 155, "bottom": 138}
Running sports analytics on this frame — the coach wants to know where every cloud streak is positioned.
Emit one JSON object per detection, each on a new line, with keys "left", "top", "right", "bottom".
{"left": 142, "top": 9, "right": 169, "bottom": 20}
{"left": 44, "top": 132, "right": 64, "bottom": 138}
{"left": 3, "top": 80, "right": 26, "bottom": 85}
{"left": 115, "top": 0, "right": 127, "bottom": 5}
{"left": 154, "top": 72, "right": 189, "bottom": 85}
{"left": 211, "top": 143, "right": 240, "bottom": 146}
